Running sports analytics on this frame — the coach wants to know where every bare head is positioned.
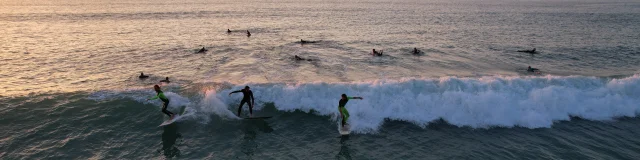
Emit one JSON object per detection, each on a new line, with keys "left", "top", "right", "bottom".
{"left": 341, "top": 94, "right": 347, "bottom": 99}
{"left": 154, "top": 85, "right": 161, "bottom": 92}
{"left": 165, "top": 77, "right": 169, "bottom": 80}
{"left": 245, "top": 86, "right": 250, "bottom": 90}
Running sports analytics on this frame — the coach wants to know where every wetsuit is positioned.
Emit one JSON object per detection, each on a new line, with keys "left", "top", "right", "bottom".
{"left": 338, "top": 97, "right": 355, "bottom": 124}
{"left": 231, "top": 89, "right": 254, "bottom": 115}
{"left": 150, "top": 91, "right": 173, "bottom": 117}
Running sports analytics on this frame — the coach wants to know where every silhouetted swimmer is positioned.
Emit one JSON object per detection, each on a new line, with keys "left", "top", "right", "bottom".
{"left": 160, "top": 77, "right": 170, "bottom": 83}
{"left": 413, "top": 48, "right": 421, "bottom": 55}
{"left": 197, "top": 47, "right": 207, "bottom": 53}
{"left": 518, "top": 48, "right": 537, "bottom": 54}
{"left": 139, "top": 72, "right": 149, "bottom": 79}
{"left": 227, "top": 29, "right": 232, "bottom": 33}
{"left": 300, "top": 39, "right": 318, "bottom": 44}
{"left": 527, "top": 66, "right": 540, "bottom": 72}
{"left": 247, "top": 30, "right": 251, "bottom": 37}
{"left": 372, "top": 49, "right": 383, "bottom": 56}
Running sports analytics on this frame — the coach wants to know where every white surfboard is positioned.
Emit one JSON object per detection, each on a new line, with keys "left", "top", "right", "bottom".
{"left": 339, "top": 123, "right": 351, "bottom": 135}
{"left": 158, "top": 115, "right": 182, "bottom": 127}
{"left": 158, "top": 106, "right": 187, "bottom": 127}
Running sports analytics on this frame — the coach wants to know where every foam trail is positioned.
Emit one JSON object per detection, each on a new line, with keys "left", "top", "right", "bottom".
{"left": 219, "top": 74, "right": 640, "bottom": 133}
{"left": 197, "top": 90, "right": 240, "bottom": 122}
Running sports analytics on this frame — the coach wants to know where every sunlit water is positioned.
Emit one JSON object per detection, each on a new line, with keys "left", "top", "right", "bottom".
{"left": 2, "top": 0, "right": 640, "bottom": 159}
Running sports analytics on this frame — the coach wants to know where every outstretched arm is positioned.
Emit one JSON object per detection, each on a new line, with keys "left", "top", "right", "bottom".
{"left": 348, "top": 96, "right": 363, "bottom": 100}
{"left": 228, "top": 90, "right": 241, "bottom": 96}
{"left": 148, "top": 94, "right": 159, "bottom": 100}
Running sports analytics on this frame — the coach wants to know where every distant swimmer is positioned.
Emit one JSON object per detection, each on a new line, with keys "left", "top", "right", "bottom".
{"left": 412, "top": 48, "right": 421, "bottom": 55}
{"left": 197, "top": 47, "right": 207, "bottom": 53}
{"left": 160, "top": 77, "right": 170, "bottom": 83}
{"left": 517, "top": 48, "right": 537, "bottom": 54}
{"left": 148, "top": 85, "right": 175, "bottom": 120}
{"left": 229, "top": 86, "right": 255, "bottom": 117}
{"left": 527, "top": 66, "right": 539, "bottom": 72}
{"left": 372, "top": 49, "right": 383, "bottom": 56}
{"left": 139, "top": 72, "right": 149, "bottom": 79}
{"left": 247, "top": 30, "right": 251, "bottom": 37}
{"left": 300, "top": 39, "right": 317, "bottom": 44}
{"left": 338, "top": 94, "right": 363, "bottom": 127}
{"left": 227, "top": 29, "right": 232, "bottom": 33}
{"left": 294, "top": 55, "right": 313, "bottom": 61}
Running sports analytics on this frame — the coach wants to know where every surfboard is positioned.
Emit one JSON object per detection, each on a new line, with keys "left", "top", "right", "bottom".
{"left": 244, "top": 116, "right": 272, "bottom": 120}
{"left": 158, "top": 106, "right": 186, "bottom": 127}
{"left": 339, "top": 123, "right": 351, "bottom": 135}
{"left": 159, "top": 115, "right": 182, "bottom": 127}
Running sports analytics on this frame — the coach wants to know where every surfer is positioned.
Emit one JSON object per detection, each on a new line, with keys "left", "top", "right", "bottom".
{"left": 247, "top": 30, "right": 251, "bottom": 37}
{"left": 527, "top": 66, "right": 539, "bottom": 72}
{"left": 139, "top": 72, "right": 149, "bottom": 79}
{"left": 197, "top": 47, "right": 207, "bottom": 53}
{"left": 229, "top": 86, "right": 255, "bottom": 117}
{"left": 160, "top": 77, "right": 170, "bottom": 83}
{"left": 338, "top": 94, "right": 363, "bottom": 127}
{"left": 227, "top": 29, "right": 232, "bottom": 33}
{"left": 300, "top": 39, "right": 316, "bottom": 44}
{"left": 517, "top": 48, "right": 537, "bottom": 54}
{"left": 372, "top": 49, "right": 383, "bottom": 56}
{"left": 148, "top": 85, "right": 175, "bottom": 119}
{"left": 413, "top": 48, "right": 420, "bottom": 55}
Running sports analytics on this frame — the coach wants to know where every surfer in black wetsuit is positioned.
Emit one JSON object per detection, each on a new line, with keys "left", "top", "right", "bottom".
{"left": 197, "top": 47, "right": 207, "bottom": 53}
{"left": 160, "top": 77, "right": 170, "bottom": 83}
{"left": 227, "top": 29, "right": 232, "bottom": 33}
{"left": 372, "top": 49, "right": 383, "bottom": 56}
{"left": 139, "top": 72, "right": 149, "bottom": 79}
{"left": 229, "top": 86, "right": 255, "bottom": 117}
{"left": 413, "top": 48, "right": 420, "bottom": 54}
{"left": 247, "top": 30, "right": 251, "bottom": 37}
{"left": 518, "top": 48, "right": 537, "bottom": 54}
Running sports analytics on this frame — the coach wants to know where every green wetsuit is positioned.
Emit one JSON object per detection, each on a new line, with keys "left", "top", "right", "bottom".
{"left": 338, "top": 97, "right": 355, "bottom": 122}
{"left": 150, "top": 91, "right": 173, "bottom": 117}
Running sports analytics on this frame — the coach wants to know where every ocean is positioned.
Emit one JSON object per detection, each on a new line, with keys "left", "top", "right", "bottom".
{"left": 2, "top": 0, "right": 640, "bottom": 159}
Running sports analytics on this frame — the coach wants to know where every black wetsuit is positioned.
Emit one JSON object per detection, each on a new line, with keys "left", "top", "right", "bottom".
{"left": 231, "top": 89, "right": 254, "bottom": 115}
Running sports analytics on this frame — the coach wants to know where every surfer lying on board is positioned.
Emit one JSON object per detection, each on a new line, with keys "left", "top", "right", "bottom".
{"left": 148, "top": 85, "right": 175, "bottom": 119}
{"left": 229, "top": 86, "right": 255, "bottom": 117}
{"left": 339, "top": 94, "right": 363, "bottom": 127}
{"left": 527, "top": 66, "right": 540, "bottom": 72}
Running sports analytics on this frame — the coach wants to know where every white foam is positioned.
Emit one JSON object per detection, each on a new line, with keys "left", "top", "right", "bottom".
{"left": 218, "top": 74, "right": 640, "bottom": 133}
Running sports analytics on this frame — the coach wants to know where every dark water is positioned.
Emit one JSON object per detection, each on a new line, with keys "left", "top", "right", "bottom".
{"left": 2, "top": 86, "right": 640, "bottom": 159}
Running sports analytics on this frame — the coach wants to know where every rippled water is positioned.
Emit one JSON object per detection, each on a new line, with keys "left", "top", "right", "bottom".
{"left": 2, "top": 0, "right": 640, "bottom": 159}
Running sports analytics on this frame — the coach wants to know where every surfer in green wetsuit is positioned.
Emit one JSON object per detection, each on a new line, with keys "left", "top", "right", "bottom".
{"left": 339, "top": 94, "right": 363, "bottom": 127}
{"left": 148, "top": 85, "right": 175, "bottom": 119}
